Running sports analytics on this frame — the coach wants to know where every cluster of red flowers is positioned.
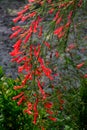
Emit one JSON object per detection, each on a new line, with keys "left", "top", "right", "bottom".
{"left": 9, "top": 0, "right": 84, "bottom": 129}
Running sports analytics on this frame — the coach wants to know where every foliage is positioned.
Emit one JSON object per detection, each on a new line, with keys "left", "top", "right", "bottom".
{"left": 0, "top": 68, "right": 34, "bottom": 130}
{"left": 0, "top": 67, "right": 83, "bottom": 130}
{"left": 79, "top": 79, "right": 87, "bottom": 129}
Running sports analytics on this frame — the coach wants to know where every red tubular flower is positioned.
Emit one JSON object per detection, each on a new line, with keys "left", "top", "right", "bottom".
{"left": 83, "top": 74, "right": 87, "bottom": 78}
{"left": 41, "top": 127, "right": 45, "bottom": 130}
{"left": 33, "top": 98, "right": 38, "bottom": 111}
{"left": 56, "top": 17, "right": 62, "bottom": 25}
{"left": 57, "top": 31, "right": 65, "bottom": 38}
{"left": 33, "top": 20, "right": 38, "bottom": 33}
{"left": 20, "top": 29, "right": 29, "bottom": 39}
{"left": 13, "top": 85, "right": 24, "bottom": 90}
{"left": 13, "top": 14, "right": 23, "bottom": 23}
{"left": 17, "top": 95, "right": 26, "bottom": 106}
{"left": 55, "top": 51, "right": 59, "bottom": 58}
{"left": 76, "top": 62, "right": 85, "bottom": 69}
{"left": 44, "top": 42, "right": 50, "bottom": 49}
{"left": 44, "top": 102, "right": 53, "bottom": 109}
{"left": 12, "top": 92, "right": 24, "bottom": 100}
{"left": 17, "top": 5, "right": 29, "bottom": 15}
{"left": 9, "top": 48, "right": 22, "bottom": 57}
{"left": 46, "top": 109, "right": 54, "bottom": 115}
{"left": 66, "top": 43, "right": 76, "bottom": 51}
{"left": 23, "top": 25, "right": 33, "bottom": 43}
{"left": 65, "top": 21, "right": 71, "bottom": 28}
{"left": 24, "top": 32, "right": 32, "bottom": 43}
{"left": 21, "top": 14, "right": 30, "bottom": 22}
{"left": 27, "top": 102, "right": 32, "bottom": 110}
{"left": 48, "top": 8, "right": 54, "bottom": 14}
{"left": 13, "top": 39, "right": 22, "bottom": 49}
{"left": 47, "top": 0, "right": 52, "bottom": 4}
{"left": 59, "top": 1, "right": 72, "bottom": 9}
{"left": 24, "top": 4, "right": 31, "bottom": 9}
{"left": 38, "top": 26, "right": 43, "bottom": 38}
{"left": 39, "top": 1, "right": 44, "bottom": 5}
{"left": 60, "top": 106, "right": 63, "bottom": 110}
{"left": 10, "top": 28, "right": 22, "bottom": 39}
{"left": 41, "top": 65, "right": 53, "bottom": 80}
{"left": 16, "top": 56, "right": 27, "bottom": 63}
{"left": 78, "top": 0, "right": 83, "bottom": 7}
{"left": 24, "top": 109, "right": 32, "bottom": 115}
{"left": 24, "top": 63, "right": 32, "bottom": 72}
{"left": 29, "top": 0, "right": 35, "bottom": 2}
{"left": 34, "top": 45, "right": 41, "bottom": 57}
{"left": 28, "top": 25, "right": 33, "bottom": 33}
{"left": 35, "top": 67, "right": 42, "bottom": 76}
{"left": 33, "top": 98, "right": 39, "bottom": 112}
{"left": 33, "top": 16, "right": 42, "bottom": 33}
{"left": 24, "top": 101, "right": 32, "bottom": 115}
{"left": 33, "top": 112, "right": 38, "bottom": 124}
{"left": 59, "top": 99, "right": 64, "bottom": 104}
{"left": 54, "top": 26, "right": 63, "bottom": 35}
{"left": 38, "top": 57, "right": 44, "bottom": 65}
{"left": 21, "top": 11, "right": 36, "bottom": 22}
{"left": 22, "top": 73, "right": 32, "bottom": 86}
{"left": 37, "top": 80, "right": 46, "bottom": 99}
{"left": 68, "top": 11, "right": 73, "bottom": 21}
{"left": 53, "top": 11, "right": 60, "bottom": 21}
{"left": 33, "top": 98, "right": 39, "bottom": 124}
{"left": 18, "top": 65, "right": 24, "bottom": 73}
{"left": 29, "top": 11, "right": 37, "bottom": 18}
{"left": 11, "top": 56, "right": 20, "bottom": 62}
{"left": 25, "top": 73, "right": 32, "bottom": 80}
{"left": 11, "top": 26, "right": 21, "bottom": 31}
{"left": 48, "top": 116, "right": 57, "bottom": 122}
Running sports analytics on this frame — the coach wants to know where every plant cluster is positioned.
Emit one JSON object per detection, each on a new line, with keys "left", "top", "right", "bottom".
{"left": 8, "top": 0, "right": 87, "bottom": 129}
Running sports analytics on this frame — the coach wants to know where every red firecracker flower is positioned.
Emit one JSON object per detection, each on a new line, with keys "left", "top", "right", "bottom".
{"left": 55, "top": 51, "right": 59, "bottom": 58}
{"left": 24, "top": 101, "right": 32, "bottom": 115}
{"left": 33, "top": 98, "right": 39, "bottom": 124}
{"left": 53, "top": 11, "right": 60, "bottom": 21}
{"left": 48, "top": 8, "right": 54, "bottom": 14}
{"left": 41, "top": 127, "right": 45, "bottom": 130}
{"left": 13, "top": 39, "right": 22, "bottom": 49}
{"left": 13, "top": 85, "right": 24, "bottom": 90}
{"left": 9, "top": 49, "right": 22, "bottom": 57}
{"left": 37, "top": 80, "right": 46, "bottom": 99}
{"left": 48, "top": 116, "right": 57, "bottom": 122}
{"left": 46, "top": 109, "right": 54, "bottom": 115}
{"left": 56, "top": 17, "right": 62, "bottom": 25}
{"left": 10, "top": 28, "right": 22, "bottom": 39}
{"left": 38, "top": 26, "right": 43, "bottom": 37}
{"left": 13, "top": 15, "right": 23, "bottom": 23}
{"left": 44, "top": 102, "right": 53, "bottom": 109}
{"left": 11, "top": 26, "right": 21, "bottom": 31}
{"left": 12, "top": 92, "right": 24, "bottom": 100}
{"left": 41, "top": 65, "right": 53, "bottom": 80}
{"left": 83, "top": 74, "right": 87, "bottom": 78}
{"left": 54, "top": 26, "right": 63, "bottom": 35}
{"left": 76, "top": 62, "right": 85, "bottom": 69}
{"left": 17, "top": 95, "right": 26, "bottom": 106}
{"left": 29, "top": 0, "right": 35, "bottom": 2}
{"left": 44, "top": 42, "right": 50, "bottom": 49}
{"left": 9, "top": 0, "right": 83, "bottom": 128}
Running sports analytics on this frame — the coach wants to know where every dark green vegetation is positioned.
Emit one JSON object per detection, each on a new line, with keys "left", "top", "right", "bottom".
{"left": 0, "top": 66, "right": 87, "bottom": 130}
{"left": 0, "top": 67, "right": 33, "bottom": 130}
